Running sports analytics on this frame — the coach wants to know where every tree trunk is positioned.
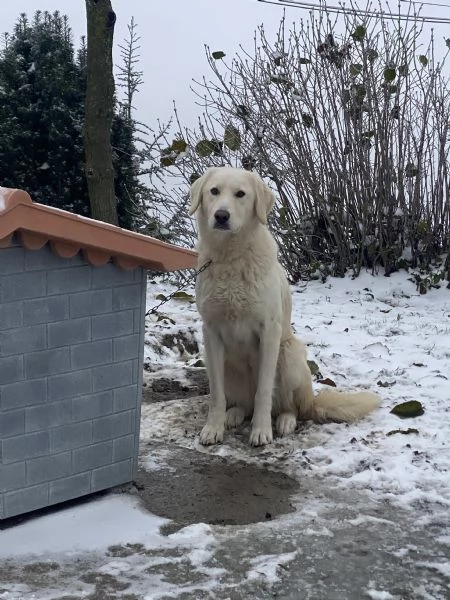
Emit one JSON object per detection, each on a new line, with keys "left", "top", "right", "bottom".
{"left": 84, "top": 0, "right": 118, "bottom": 225}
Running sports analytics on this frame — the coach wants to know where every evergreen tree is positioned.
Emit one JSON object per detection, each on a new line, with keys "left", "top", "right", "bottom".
{"left": 0, "top": 11, "right": 88, "bottom": 214}
{"left": 0, "top": 10, "right": 145, "bottom": 229}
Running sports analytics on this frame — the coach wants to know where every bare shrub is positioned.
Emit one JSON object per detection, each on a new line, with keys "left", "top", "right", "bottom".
{"left": 158, "top": 3, "right": 450, "bottom": 282}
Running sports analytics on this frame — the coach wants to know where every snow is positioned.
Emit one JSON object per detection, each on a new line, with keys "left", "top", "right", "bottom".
{"left": 417, "top": 561, "right": 450, "bottom": 579}
{"left": 246, "top": 551, "right": 298, "bottom": 582}
{"left": 0, "top": 495, "right": 169, "bottom": 558}
{"left": 271, "top": 51, "right": 284, "bottom": 62}
{"left": 143, "top": 270, "right": 450, "bottom": 513}
{"left": 0, "top": 186, "right": 7, "bottom": 211}
{"left": 366, "top": 589, "right": 395, "bottom": 600}
{"left": 1, "top": 269, "right": 450, "bottom": 598}
{"left": 0, "top": 496, "right": 220, "bottom": 599}
{"left": 0, "top": 494, "right": 219, "bottom": 564}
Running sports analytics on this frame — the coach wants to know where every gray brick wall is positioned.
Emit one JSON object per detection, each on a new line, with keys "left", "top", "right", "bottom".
{"left": 0, "top": 242, "right": 146, "bottom": 519}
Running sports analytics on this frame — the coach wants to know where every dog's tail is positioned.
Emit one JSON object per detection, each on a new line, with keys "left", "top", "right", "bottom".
{"left": 312, "top": 388, "right": 380, "bottom": 423}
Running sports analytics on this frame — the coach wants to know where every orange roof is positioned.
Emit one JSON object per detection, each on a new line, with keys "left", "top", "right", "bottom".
{"left": 0, "top": 187, "right": 197, "bottom": 272}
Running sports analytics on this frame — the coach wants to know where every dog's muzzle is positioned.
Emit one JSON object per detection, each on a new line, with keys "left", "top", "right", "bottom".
{"left": 213, "top": 209, "right": 231, "bottom": 230}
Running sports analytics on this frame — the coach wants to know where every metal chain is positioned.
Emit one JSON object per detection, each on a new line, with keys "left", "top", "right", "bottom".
{"left": 146, "top": 259, "right": 212, "bottom": 317}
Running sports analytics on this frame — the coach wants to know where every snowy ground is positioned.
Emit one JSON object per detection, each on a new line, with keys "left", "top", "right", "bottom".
{"left": 1, "top": 270, "right": 450, "bottom": 599}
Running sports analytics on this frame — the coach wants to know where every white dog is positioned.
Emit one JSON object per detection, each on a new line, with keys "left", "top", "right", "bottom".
{"left": 189, "top": 166, "right": 379, "bottom": 446}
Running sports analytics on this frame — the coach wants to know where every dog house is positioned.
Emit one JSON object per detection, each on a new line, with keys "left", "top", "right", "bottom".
{"left": 0, "top": 187, "right": 197, "bottom": 519}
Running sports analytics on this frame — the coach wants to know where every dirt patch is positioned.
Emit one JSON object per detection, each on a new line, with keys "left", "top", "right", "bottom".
{"left": 132, "top": 444, "right": 299, "bottom": 534}
{"left": 22, "top": 561, "right": 60, "bottom": 575}
{"left": 144, "top": 328, "right": 199, "bottom": 361}
{"left": 142, "top": 368, "right": 209, "bottom": 403}
{"left": 160, "top": 331, "right": 199, "bottom": 356}
{"left": 80, "top": 572, "right": 131, "bottom": 595}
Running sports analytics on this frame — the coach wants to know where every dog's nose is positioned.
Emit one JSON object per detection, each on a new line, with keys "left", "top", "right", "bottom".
{"left": 214, "top": 209, "right": 230, "bottom": 225}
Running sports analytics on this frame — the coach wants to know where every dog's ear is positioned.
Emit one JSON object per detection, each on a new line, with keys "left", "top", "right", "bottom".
{"left": 253, "top": 173, "right": 275, "bottom": 225}
{"left": 188, "top": 173, "right": 206, "bottom": 216}
{"left": 189, "top": 168, "right": 218, "bottom": 215}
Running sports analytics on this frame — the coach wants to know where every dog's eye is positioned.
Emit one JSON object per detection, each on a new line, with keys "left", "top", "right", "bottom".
{"left": 210, "top": 187, "right": 220, "bottom": 196}
{"left": 235, "top": 190, "right": 246, "bottom": 198}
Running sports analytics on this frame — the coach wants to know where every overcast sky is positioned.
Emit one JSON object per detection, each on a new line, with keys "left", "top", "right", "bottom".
{"left": 1, "top": 0, "right": 449, "bottom": 132}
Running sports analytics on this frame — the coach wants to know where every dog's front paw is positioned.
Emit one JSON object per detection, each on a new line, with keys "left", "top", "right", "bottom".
{"left": 200, "top": 421, "right": 225, "bottom": 445}
{"left": 249, "top": 424, "right": 273, "bottom": 447}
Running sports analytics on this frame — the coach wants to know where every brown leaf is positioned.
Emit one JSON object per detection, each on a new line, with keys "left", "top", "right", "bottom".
{"left": 318, "top": 378, "right": 336, "bottom": 387}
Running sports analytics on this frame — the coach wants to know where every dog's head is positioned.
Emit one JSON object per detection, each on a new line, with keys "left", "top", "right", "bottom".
{"left": 189, "top": 167, "right": 275, "bottom": 234}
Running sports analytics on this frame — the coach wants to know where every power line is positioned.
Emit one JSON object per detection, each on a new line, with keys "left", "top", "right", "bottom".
{"left": 257, "top": 0, "right": 450, "bottom": 24}
{"left": 400, "top": 0, "right": 450, "bottom": 8}
{"left": 259, "top": 0, "right": 450, "bottom": 23}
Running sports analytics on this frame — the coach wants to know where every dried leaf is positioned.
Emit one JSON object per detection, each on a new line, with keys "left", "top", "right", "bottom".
{"left": 366, "top": 48, "right": 379, "bottom": 62}
{"left": 195, "top": 139, "right": 215, "bottom": 157}
{"left": 160, "top": 156, "right": 176, "bottom": 167}
{"left": 350, "top": 63, "right": 362, "bottom": 77}
{"left": 390, "top": 400, "right": 424, "bottom": 418}
{"left": 377, "top": 380, "right": 396, "bottom": 388}
{"left": 318, "top": 378, "right": 336, "bottom": 387}
{"left": 270, "top": 75, "right": 289, "bottom": 85}
{"left": 302, "top": 113, "right": 313, "bottom": 127}
{"left": 171, "top": 139, "right": 188, "bottom": 154}
{"left": 223, "top": 125, "right": 241, "bottom": 150}
{"left": 353, "top": 83, "right": 366, "bottom": 102}
{"left": 285, "top": 117, "right": 296, "bottom": 128}
{"left": 384, "top": 67, "right": 396, "bottom": 83}
{"left": 171, "top": 291, "right": 195, "bottom": 301}
{"left": 352, "top": 25, "right": 366, "bottom": 42}
{"left": 307, "top": 360, "right": 321, "bottom": 376}
{"left": 236, "top": 104, "right": 250, "bottom": 118}
{"left": 241, "top": 155, "right": 256, "bottom": 170}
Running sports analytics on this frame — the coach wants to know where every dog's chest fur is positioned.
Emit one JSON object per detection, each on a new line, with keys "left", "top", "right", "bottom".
{"left": 196, "top": 259, "right": 269, "bottom": 326}
{"left": 195, "top": 227, "right": 280, "bottom": 351}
